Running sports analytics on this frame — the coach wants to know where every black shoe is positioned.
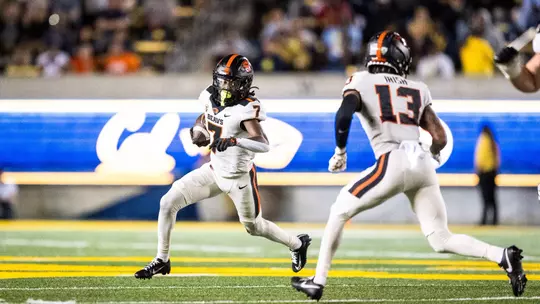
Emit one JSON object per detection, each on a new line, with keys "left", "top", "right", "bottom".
{"left": 290, "top": 234, "right": 311, "bottom": 272}
{"left": 291, "top": 277, "right": 324, "bottom": 301}
{"left": 499, "top": 245, "right": 527, "bottom": 296}
{"left": 134, "top": 258, "right": 171, "bottom": 279}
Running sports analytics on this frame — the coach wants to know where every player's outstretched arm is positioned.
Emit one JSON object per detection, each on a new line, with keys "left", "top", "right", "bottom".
{"left": 419, "top": 105, "right": 447, "bottom": 157}
{"left": 495, "top": 48, "right": 540, "bottom": 93}
{"left": 328, "top": 90, "right": 362, "bottom": 173}
{"left": 237, "top": 119, "right": 270, "bottom": 153}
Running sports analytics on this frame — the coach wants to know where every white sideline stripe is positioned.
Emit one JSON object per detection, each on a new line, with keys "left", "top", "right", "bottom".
{"left": 0, "top": 283, "right": 503, "bottom": 291}
{"left": 89, "top": 296, "right": 540, "bottom": 304}
{"left": 1, "top": 99, "right": 540, "bottom": 113}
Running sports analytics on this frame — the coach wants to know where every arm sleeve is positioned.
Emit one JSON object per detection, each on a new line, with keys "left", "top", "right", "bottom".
{"left": 236, "top": 138, "right": 270, "bottom": 153}
{"left": 335, "top": 93, "right": 362, "bottom": 149}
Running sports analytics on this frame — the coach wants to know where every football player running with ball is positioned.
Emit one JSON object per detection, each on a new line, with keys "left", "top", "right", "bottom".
{"left": 291, "top": 32, "right": 527, "bottom": 301}
{"left": 135, "top": 54, "right": 311, "bottom": 279}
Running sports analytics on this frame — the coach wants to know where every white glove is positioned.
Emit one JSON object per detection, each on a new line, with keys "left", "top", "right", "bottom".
{"left": 328, "top": 147, "right": 347, "bottom": 173}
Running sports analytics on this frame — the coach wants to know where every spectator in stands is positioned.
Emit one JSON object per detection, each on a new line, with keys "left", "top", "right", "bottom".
{"left": 71, "top": 44, "right": 95, "bottom": 74}
{"left": 313, "top": 0, "right": 355, "bottom": 70}
{"left": 36, "top": 37, "right": 70, "bottom": 77}
{"left": 517, "top": 0, "right": 540, "bottom": 31}
{"left": 103, "top": 40, "right": 141, "bottom": 75}
{"left": 460, "top": 11, "right": 495, "bottom": 77}
{"left": 476, "top": 8, "right": 506, "bottom": 53}
{"left": 52, "top": 0, "right": 81, "bottom": 25}
{"left": 416, "top": 39, "right": 455, "bottom": 79}
{"left": 20, "top": 0, "right": 49, "bottom": 45}
{"left": 95, "top": 0, "right": 130, "bottom": 35}
{"left": 474, "top": 125, "right": 500, "bottom": 226}
{"left": 493, "top": 7, "right": 519, "bottom": 43}
{"left": 0, "top": 1, "right": 22, "bottom": 72}
{"left": 4, "top": 46, "right": 39, "bottom": 78}
{"left": 209, "top": 30, "right": 258, "bottom": 67}
{"left": 398, "top": 6, "right": 447, "bottom": 73}
{"left": 260, "top": 27, "right": 311, "bottom": 72}
{"left": 0, "top": 169, "right": 18, "bottom": 220}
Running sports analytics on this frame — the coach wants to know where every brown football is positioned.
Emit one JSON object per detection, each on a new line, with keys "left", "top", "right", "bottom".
{"left": 191, "top": 122, "right": 211, "bottom": 147}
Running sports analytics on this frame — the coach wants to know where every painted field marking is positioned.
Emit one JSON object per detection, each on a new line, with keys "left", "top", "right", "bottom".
{"left": 2, "top": 256, "right": 540, "bottom": 268}
{"left": 0, "top": 283, "right": 501, "bottom": 291}
{"left": 0, "top": 264, "right": 539, "bottom": 280}
{"left": 2, "top": 220, "right": 540, "bottom": 233}
{"left": 88, "top": 296, "right": 540, "bottom": 304}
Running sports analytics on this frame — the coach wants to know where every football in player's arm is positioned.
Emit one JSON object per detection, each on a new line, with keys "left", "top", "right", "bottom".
{"left": 495, "top": 25, "right": 540, "bottom": 93}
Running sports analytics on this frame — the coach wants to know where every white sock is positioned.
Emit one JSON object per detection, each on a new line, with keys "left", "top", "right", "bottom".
{"left": 156, "top": 208, "right": 177, "bottom": 262}
{"left": 257, "top": 218, "right": 302, "bottom": 250}
{"left": 313, "top": 211, "right": 347, "bottom": 286}
{"left": 439, "top": 233, "right": 505, "bottom": 263}
{"left": 156, "top": 192, "right": 185, "bottom": 262}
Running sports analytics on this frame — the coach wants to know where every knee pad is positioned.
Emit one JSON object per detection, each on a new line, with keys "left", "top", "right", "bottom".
{"left": 160, "top": 183, "right": 188, "bottom": 214}
{"left": 242, "top": 217, "right": 265, "bottom": 236}
{"left": 329, "top": 199, "right": 352, "bottom": 222}
{"left": 427, "top": 229, "right": 452, "bottom": 253}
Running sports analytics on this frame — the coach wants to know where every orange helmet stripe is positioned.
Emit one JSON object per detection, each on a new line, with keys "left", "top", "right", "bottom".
{"left": 223, "top": 54, "right": 239, "bottom": 75}
{"left": 376, "top": 31, "right": 388, "bottom": 62}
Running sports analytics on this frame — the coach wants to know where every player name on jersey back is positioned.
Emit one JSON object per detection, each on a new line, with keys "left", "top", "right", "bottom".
{"left": 383, "top": 75, "right": 408, "bottom": 85}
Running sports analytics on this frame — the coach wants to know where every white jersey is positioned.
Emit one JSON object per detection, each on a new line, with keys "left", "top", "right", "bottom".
{"left": 342, "top": 71, "right": 432, "bottom": 159}
{"left": 198, "top": 86, "right": 267, "bottom": 178}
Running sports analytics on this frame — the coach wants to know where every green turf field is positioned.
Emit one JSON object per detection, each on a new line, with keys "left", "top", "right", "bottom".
{"left": 0, "top": 221, "right": 539, "bottom": 304}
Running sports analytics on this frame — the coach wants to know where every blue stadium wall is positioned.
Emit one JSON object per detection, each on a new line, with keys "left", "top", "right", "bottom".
{"left": 1, "top": 99, "right": 539, "bottom": 220}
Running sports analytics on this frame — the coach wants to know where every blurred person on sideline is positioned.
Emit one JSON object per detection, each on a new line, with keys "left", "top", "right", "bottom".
{"left": 103, "top": 39, "right": 141, "bottom": 75}
{"left": 36, "top": 37, "right": 70, "bottom": 77}
{"left": 5, "top": 46, "right": 39, "bottom": 78}
{"left": 71, "top": 44, "right": 95, "bottom": 74}
{"left": 0, "top": 169, "right": 18, "bottom": 219}
{"left": 474, "top": 125, "right": 500, "bottom": 226}
{"left": 460, "top": 11, "right": 495, "bottom": 77}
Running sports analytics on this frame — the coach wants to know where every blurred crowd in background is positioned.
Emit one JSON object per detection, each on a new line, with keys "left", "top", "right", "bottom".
{"left": 0, "top": 0, "right": 537, "bottom": 78}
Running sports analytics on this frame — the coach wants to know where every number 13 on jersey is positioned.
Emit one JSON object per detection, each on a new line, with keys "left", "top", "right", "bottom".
{"left": 375, "top": 85, "right": 421, "bottom": 126}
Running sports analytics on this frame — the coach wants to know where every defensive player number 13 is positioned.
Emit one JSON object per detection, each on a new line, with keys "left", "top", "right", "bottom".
{"left": 375, "top": 85, "right": 421, "bottom": 126}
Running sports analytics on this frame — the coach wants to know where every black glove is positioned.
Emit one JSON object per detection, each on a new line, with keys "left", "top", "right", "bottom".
{"left": 210, "top": 137, "right": 237, "bottom": 152}
{"left": 494, "top": 46, "right": 518, "bottom": 64}
{"left": 494, "top": 46, "right": 521, "bottom": 79}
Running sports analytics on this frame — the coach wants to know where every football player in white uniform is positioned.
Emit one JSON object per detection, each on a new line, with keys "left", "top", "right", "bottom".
{"left": 495, "top": 24, "right": 540, "bottom": 93}
{"left": 292, "top": 32, "right": 527, "bottom": 300}
{"left": 135, "top": 54, "right": 311, "bottom": 279}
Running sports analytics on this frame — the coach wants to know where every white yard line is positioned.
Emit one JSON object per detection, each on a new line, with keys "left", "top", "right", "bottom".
{"left": 0, "top": 239, "right": 261, "bottom": 254}
{"left": 0, "top": 283, "right": 512, "bottom": 291}
{"left": 89, "top": 297, "right": 540, "bottom": 304}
